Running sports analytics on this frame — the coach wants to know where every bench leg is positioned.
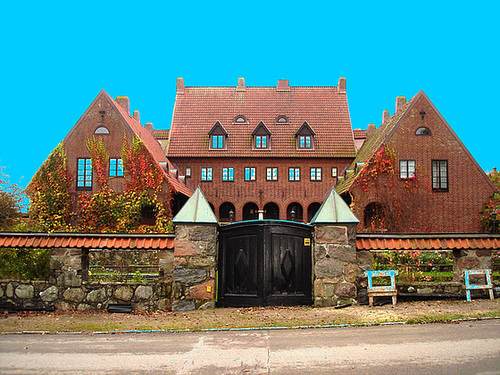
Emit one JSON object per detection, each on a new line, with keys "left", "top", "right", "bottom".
{"left": 368, "top": 295, "right": 374, "bottom": 307}
{"left": 392, "top": 294, "right": 397, "bottom": 305}
{"left": 466, "top": 290, "right": 471, "bottom": 301}
{"left": 489, "top": 289, "right": 494, "bottom": 300}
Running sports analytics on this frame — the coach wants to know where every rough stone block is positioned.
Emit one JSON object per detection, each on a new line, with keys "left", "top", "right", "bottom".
{"left": 63, "top": 287, "right": 85, "bottom": 303}
{"left": 57, "top": 271, "right": 82, "bottom": 287}
{"left": 315, "top": 226, "right": 347, "bottom": 245}
{"left": 198, "top": 300, "right": 216, "bottom": 310}
{"left": 172, "top": 299, "right": 196, "bottom": 312}
{"left": 174, "top": 267, "right": 207, "bottom": 286}
{"left": 335, "top": 282, "right": 356, "bottom": 298}
{"left": 343, "top": 263, "right": 358, "bottom": 283}
{"left": 114, "top": 286, "right": 134, "bottom": 301}
{"left": 356, "top": 250, "right": 374, "bottom": 271}
{"left": 188, "top": 280, "right": 215, "bottom": 300}
{"left": 457, "top": 257, "right": 481, "bottom": 270}
{"left": 134, "top": 285, "right": 153, "bottom": 300}
{"left": 315, "top": 258, "right": 343, "bottom": 279}
{"left": 86, "top": 288, "right": 107, "bottom": 304}
{"left": 6, "top": 283, "right": 14, "bottom": 298}
{"left": 77, "top": 303, "right": 94, "bottom": 311}
{"left": 175, "top": 239, "right": 202, "bottom": 257}
{"left": 15, "top": 284, "right": 34, "bottom": 299}
{"left": 40, "top": 286, "right": 59, "bottom": 302}
{"left": 188, "top": 226, "right": 217, "bottom": 242}
{"left": 329, "top": 245, "right": 356, "bottom": 263}
{"left": 476, "top": 249, "right": 492, "bottom": 257}
{"left": 188, "top": 256, "right": 216, "bottom": 268}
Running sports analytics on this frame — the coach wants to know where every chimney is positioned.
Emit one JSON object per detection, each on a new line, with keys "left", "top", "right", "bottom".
{"left": 133, "top": 110, "right": 140, "bottom": 123}
{"left": 493, "top": 167, "right": 497, "bottom": 173}
{"left": 337, "top": 77, "right": 346, "bottom": 94}
{"left": 145, "top": 122, "right": 153, "bottom": 134}
{"left": 116, "top": 96, "right": 130, "bottom": 115}
{"left": 382, "top": 109, "right": 390, "bottom": 124}
{"left": 395, "top": 96, "right": 406, "bottom": 113}
{"left": 176, "top": 77, "right": 185, "bottom": 94}
{"left": 236, "top": 77, "right": 246, "bottom": 91}
{"left": 277, "top": 79, "right": 290, "bottom": 92}
{"left": 367, "top": 123, "right": 376, "bottom": 136}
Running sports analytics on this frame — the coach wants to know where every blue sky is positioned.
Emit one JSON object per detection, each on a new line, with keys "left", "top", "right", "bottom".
{"left": 1, "top": 0, "right": 498, "bottom": 189}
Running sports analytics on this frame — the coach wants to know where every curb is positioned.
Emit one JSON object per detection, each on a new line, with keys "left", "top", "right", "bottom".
{"left": 3, "top": 316, "right": 499, "bottom": 335}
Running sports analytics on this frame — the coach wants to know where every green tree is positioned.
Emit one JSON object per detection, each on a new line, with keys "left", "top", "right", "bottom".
{"left": 488, "top": 168, "right": 500, "bottom": 190}
{"left": 0, "top": 166, "right": 26, "bottom": 231}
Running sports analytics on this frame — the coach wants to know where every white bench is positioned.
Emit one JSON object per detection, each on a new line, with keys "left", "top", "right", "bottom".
{"left": 364, "top": 270, "right": 398, "bottom": 307}
{"left": 463, "top": 269, "right": 494, "bottom": 301}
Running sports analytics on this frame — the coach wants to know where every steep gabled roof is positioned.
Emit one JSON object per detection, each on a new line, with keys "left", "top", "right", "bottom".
{"left": 65, "top": 90, "right": 192, "bottom": 197}
{"left": 335, "top": 93, "right": 417, "bottom": 194}
{"left": 336, "top": 90, "right": 497, "bottom": 194}
{"left": 167, "top": 79, "right": 356, "bottom": 158}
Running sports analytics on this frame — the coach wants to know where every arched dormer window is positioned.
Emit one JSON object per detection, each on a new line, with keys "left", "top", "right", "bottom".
{"left": 276, "top": 115, "right": 289, "bottom": 124}
{"left": 208, "top": 121, "right": 228, "bottom": 149}
{"left": 94, "top": 126, "right": 109, "bottom": 135}
{"left": 295, "top": 121, "right": 316, "bottom": 149}
{"left": 415, "top": 127, "right": 431, "bottom": 136}
{"left": 252, "top": 121, "right": 271, "bottom": 149}
{"left": 233, "top": 115, "right": 248, "bottom": 124}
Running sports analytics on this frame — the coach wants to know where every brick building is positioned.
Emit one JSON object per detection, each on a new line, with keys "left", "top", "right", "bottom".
{"left": 56, "top": 90, "right": 192, "bottom": 213}
{"left": 335, "top": 91, "right": 497, "bottom": 233}
{"left": 166, "top": 77, "right": 357, "bottom": 223}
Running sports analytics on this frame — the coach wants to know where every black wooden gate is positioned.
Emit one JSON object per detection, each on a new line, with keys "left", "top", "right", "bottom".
{"left": 217, "top": 220, "right": 313, "bottom": 307}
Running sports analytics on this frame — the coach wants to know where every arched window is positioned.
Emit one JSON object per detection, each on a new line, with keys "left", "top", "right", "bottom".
{"left": 94, "top": 126, "right": 109, "bottom": 135}
{"left": 415, "top": 127, "right": 431, "bottom": 136}
{"left": 242, "top": 202, "right": 259, "bottom": 221}
{"left": 264, "top": 202, "right": 280, "bottom": 220}
{"left": 233, "top": 115, "right": 248, "bottom": 124}
{"left": 276, "top": 116, "right": 289, "bottom": 124}
{"left": 287, "top": 203, "right": 303, "bottom": 221}
{"left": 219, "top": 202, "right": 236, "bottom": 222}
{"left": 364, "top": 202, "right": 385, "bottom": 230}
{"left": 307, "top": 202, "right": 322, "bottom": 222}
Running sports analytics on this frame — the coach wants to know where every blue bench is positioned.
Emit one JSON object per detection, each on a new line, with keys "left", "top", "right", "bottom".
{"left": 463, "top": 269, "right": 494, "bottom": 301}
{"left": 364, "top": 270, "right": 398, "bottom": 307}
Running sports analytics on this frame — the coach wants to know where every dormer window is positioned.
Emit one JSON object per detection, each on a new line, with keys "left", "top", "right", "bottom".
{"left": 276, "top": 116, "right": 289, "bottom": 124}
{"left": 94, "top": 126, "right": 109, "bottom": 135}
{"left": 252, "top": 121, "right": 271, "bottom": 149}
{"left": 415, "top": 127, "right": 431, "bottom": 136}
{"left": 295, "top": 121, "right": 315, "bottom": 149}
{"left": 233, "top": 115, "right": 248, "bottom": 124}
{"left": 208, "top": 121, "right": 228, "bottom": 150}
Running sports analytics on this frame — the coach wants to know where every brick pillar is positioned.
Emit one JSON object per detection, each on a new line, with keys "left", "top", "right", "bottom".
{"left": 172, "top": 224, "right": 218, "bottom": 311}
{"left": 313, "top": 223, "right": 362, "bottom": 307}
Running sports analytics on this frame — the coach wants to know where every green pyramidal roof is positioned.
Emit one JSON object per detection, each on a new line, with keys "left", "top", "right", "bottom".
{"left": 310, "top": 187, "right": 359, "bottom": 224}
{"left": 172, "top": 187, "right": 219, "bottom": 224}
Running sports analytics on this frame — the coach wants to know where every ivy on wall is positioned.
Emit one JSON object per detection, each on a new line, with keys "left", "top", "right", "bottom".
{"left": 26, "top": 143, "right": 73, "bottom": 232}
{"left": 354, "top": 146, "right": 431, "bottom": 232}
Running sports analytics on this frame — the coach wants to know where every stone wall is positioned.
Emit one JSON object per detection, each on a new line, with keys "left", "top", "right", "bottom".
{"left": 313, "top": 224, "right": 365, "bottom": 307}
{"left": 172, "top": 224, "right": 218, "bottom": 311}
{"left": 453, "top": 249, "right": 493, "bottom": 281}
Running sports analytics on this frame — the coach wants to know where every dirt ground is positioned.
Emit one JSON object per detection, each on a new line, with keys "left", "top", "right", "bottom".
{"left": 1, "top": 298, "right": 499, "bottom": 334}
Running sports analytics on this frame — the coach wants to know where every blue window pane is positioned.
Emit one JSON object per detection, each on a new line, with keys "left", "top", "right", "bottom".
{"left": 262, "top": 136, "right": 267, "bottom": 148}
{"left": 229, "top": 168, "right": 233, "bottom": 181}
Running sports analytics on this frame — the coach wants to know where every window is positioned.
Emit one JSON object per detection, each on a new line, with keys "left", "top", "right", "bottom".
{"left": 211, "top": 135, "right": 224, "bottom": 149}
{"left": 432, "top": 160, "right": 448, "bottom": 191}
{"left": 295, "top": 121, "right": 315, "bottom": 150}
{"left": 276, "top": 116, "right": 289, "bottom": 124}
{"left": 185, "top": 167, "right": 191, "bottom": 177}
{"left": 109, "top": 158, "right": 124, "bottom": 177}
{"left": 267, "top": 167, "right": 278, "bottom": 181}
{"left": 245, "top": 167, "right": 256, "bottom": 181}
{"left": 77, "top": 158, "right": 92, "bottom": 189}
{"left": 331, "top": 167, "right": 338, "bottom": 177}
{"left": 252, "top": 121, "right": 271, "bottom": 149}
{"left": 201, "top": 167, "right": 212, "bottom": 181}
{"left": 222, "top": 167, "right": 234, "bottom": 181}
{"left": 289, "top": 168, "right": 300, "bottom": 181}
{"left": 399, "top": 160, "right": 416, "bottom": 179}
{"left": 310, "top": 167, "right": 322, "bottom": 181}
{"left": 416, "top": 127, "right": 431, "bottom": 136}
{"left": 255, "top": 135, "right": 268, "bottom": 148}
{"left": 94, "top": 126, "right": 109, "bottom": 135}
{"left": 208, "top": 121, "right": 227, "bottom": 150}
{"left": 234, "top": 116, "right": 247, "bottom": 123}
{"left": 299, "top": 136, "right": 312, "bottom": 149}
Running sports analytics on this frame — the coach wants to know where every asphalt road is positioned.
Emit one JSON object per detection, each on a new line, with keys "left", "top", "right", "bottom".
{"left": 0, "top": 320, "right": 499, "bottom": 374}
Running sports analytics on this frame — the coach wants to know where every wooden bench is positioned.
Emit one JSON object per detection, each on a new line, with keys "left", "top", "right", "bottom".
{"left": 364, "top": 270, "right": 398, "bottom": 307}
{"left": 463, "top": 269, "right": 494, "bottom": 301}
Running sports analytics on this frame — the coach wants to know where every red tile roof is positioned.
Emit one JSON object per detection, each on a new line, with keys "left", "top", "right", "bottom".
{"left": 356, "top": 234, "right": 500, "bottom": 250}
{"left": 0, "top": 233, "right": 174, "bottom": 250}
{"left": 153, "top": 129, "right": 170, "bottom": 139}
{"left": 353, "top": 129, "right": 367, "bottom": 139}
{"left": 167, "top": 82, "right": 356, "bottom": 158}
{"left": 104, "top": 92, "right": 192, "bottom": 197}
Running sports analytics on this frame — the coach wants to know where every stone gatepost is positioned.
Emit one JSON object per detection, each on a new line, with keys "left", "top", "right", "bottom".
{"left": 310, "top": 188, "right": 363, "bottom": 307}
{"left": 171, "top": 187, "right": 219, "bottom": 311}
{"left": 453, "top": 248, "right": 493, "bottom": 282}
